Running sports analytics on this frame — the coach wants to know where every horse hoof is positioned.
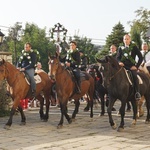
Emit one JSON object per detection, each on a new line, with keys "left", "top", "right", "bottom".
{"left": 126, "top": 109, "right": 131, "bottom": 112}
{"left": 84, "top": 108, "right": 89, "bottom": 112}
{"left": 112, "top": 107, "right": 116, "bottom": 111}
{"left": 111, "top": 123, "right": 117, "bottom": 130}
{"left": 72, "top": 118, "right": 76, "bottom": 122}
{"left": 20, "top": 122, "right": 26, "bottom": 125}
{"left": 4, "top": 125, "right": 11, "bottom": 130}
{"left": 57, "top": 124, "right": 63, "bottom": 129}
{"left": 42, "top": 119, "right": 48, "bottom": 122}
{"left": 131, "top": 120, "right": 136, "bottom": 126}
{"left": 68, "top": 119, "right": 72, "bottom": 124}
{"left": 117, "top": 127, "right": 124, "bottom": 132}
{"left": 145, "top": 120, "right": 150, "bottom": 124}
{"left": 100, "top": 113, "right": 104, "bottom": 116}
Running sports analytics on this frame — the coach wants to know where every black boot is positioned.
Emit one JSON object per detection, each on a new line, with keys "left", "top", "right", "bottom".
{"left": 76, "top": 80, "right": 81, "bottom": 94}
{"left": 31, "top": 89, "right": 36, "bottom": 97}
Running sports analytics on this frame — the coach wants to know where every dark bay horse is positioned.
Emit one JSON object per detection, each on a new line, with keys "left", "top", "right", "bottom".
{"left": 0, "top": 59, "right": 52, "bottom": 129}
{"left": 48, "top": 53, "right": 94, "bottom": 128}
{"left": 96, "top": 56, "right": 150, "bottom": 131}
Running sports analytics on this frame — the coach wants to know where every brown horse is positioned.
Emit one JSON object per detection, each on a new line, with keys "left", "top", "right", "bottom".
{"left": 0, "top": 59, "right": 52, "bottom": 129}
{"left": 48, "top": 53, "right": 94, "bottom": 128}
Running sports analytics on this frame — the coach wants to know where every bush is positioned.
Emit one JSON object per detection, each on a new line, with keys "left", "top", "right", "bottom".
{"left": 0, "top": 81, "right": 11, "bottom": 117}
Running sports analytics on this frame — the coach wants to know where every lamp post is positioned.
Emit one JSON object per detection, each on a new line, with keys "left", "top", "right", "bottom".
{"left": 0, "top": 30, "right": 5, "bottom": 46}
{"left": 10, "top": 22, "right": 22, "bottom": 64}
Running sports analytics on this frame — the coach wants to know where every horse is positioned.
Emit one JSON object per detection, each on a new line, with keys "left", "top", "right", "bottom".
{"left": 48, "top": 53, "right": 94, "bottom": 128}
{"left": 137, "top": 63, "right": 150, "bottom": 117}
{"left": 0, "top": 59, "right": 52, "bottom": 129}
{"left": 96, "top": 56, "right": 150, "bottom": 131}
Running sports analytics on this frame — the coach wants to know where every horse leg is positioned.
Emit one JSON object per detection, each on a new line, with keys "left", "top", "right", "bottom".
{"left": 17, "top": 105, "right": 26, "bottom": 125}
{"left": 118, "top": 101, "right": 126, "bottom": 132}
{"left": 43, "top": 92, "right": 50, "bottom": 121}
{"left": 138, "top": 96, "right": 145, "bottom": 117}
{"left": 100, "top": 94, "right": 105, "bottom": 116}
{"left": 58, "top": 102, "right": 72, "bottom": 128}
{"left": 144, "top": 95, "right": 150, "bottom": 123}
{"left": 126, "top": 101, "right": 131, "bottom": 112}
{"left": 4, "top": 107, "right": 16, "bottom": 129}
{"left": 84, "top": 95, "right": 90, "bottom": 112}
{"left": 72, "top": 100, "right": 80, "bottom": 120}
{"left": 107, "top": 98, "right": 116, "bottom": 129}
{"left": 36, "top": 95, "right": 44, "bottom": 120}
{"left": 130, "top": 99, "right": 137, "bottom": 126}
{"left": 89, "top": 98, "right": 93, "bottom": 118}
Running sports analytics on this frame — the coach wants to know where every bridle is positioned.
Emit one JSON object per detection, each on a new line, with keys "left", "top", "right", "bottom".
{"left": 109, "top": 66, "right": 123, "bottom": 80}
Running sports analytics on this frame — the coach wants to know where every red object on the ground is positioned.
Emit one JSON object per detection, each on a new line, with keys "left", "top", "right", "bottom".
{"left": 20, "top": 99, "right": 29, "bottom": 109}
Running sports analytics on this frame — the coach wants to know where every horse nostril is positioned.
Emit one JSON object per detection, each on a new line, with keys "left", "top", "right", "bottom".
{"left": 50, "top": 75, "right": 55, "bottom": 80}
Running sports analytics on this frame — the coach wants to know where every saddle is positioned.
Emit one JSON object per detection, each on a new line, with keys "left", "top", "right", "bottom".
{"left": 66, "top": 69, "right": 90, "bottom": 94}
{"left": 24, "top": 72, "right": 42, "bottom": 85}
{"left": 67, "top": 69, "right": 90, "bottom": 82}
{"left": 125, "top": 69, "right": 143, "bottom": 85}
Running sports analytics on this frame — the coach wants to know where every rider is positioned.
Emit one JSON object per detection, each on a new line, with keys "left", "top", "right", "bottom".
{"left": 59, "top": 41, "right": 81, "bottom": 93}
{"left": 79, "top": 50, "right": 89, "bottom": 72}
{"left": 17, "top": 42, "right": 38, "bottom": 97}
{"left": 140, "top": 42, "right": 150, "bottom": 73}
{"left": 116, "top": 34, "right": 143, "bottom": 100}
{"left": 109, "top": 44, "right": 117, "bottom": 58}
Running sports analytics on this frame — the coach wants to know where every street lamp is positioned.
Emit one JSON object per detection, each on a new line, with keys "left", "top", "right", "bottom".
{"left": 0, "top": 30, "right": 5, "bottom": 45}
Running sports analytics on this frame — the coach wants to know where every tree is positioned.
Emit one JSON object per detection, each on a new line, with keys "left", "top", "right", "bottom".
{"left": 96, "top": 22, "right": 126, "bottom": 58}
{"left": 128, "top": 7, "right": 150, "bottom": 42}
{"left": 22, "top": 23, "right": 52, "bottom": 72}
{"left": 70, "top": 35, "right": 97, "bottom": 64}
{"left": 130, "top": 22, "right": 142, "bottom": 49}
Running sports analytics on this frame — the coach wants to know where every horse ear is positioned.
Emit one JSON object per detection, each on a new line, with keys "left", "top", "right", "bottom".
{"left": 48, "top": 52, "right": 52, "bottom": 60}
{"left": 96, "top": 57, "right": 107, "bottom": 63}
{"left": 0, "top": 58, "right": 5, "bottom": 65}
{"left": 55, "top": 51, "right": 59, "bottom": 58}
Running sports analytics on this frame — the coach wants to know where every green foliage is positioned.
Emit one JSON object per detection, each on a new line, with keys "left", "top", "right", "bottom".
{"left": 0, "top": 81, "right": 11, "bottom": 117}
{"left": 130, "top": 22, "right": 142, "bottom": 49}
{"left": 128, "top": 7, "right": 150, "bottom": 42}
{"left": 70, "top": 36, "right": 97, "bottom": 64}
{"left": 97, "top": 22, "right": 126, "bottom": 59}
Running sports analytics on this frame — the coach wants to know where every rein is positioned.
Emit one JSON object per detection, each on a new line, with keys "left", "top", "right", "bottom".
{"left": 4, "top": 63, "right": 22, "bottom": 86}
{"left": 109, "top": 66, "right": 123, "bottom": 81}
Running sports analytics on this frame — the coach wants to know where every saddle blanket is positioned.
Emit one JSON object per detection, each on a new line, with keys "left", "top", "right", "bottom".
{"left": 25, "top": 74, "right": 41, "bottom": 85}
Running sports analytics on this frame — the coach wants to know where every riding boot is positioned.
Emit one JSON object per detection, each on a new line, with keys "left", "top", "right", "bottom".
{"left": 31, "top": 89, "right": 36, "bottom": 97}
{"left": 76, "top": 80, "right": 81, "bottom": 94}
{"left": 134, "top": 81, "right": 141, "bottom": 101}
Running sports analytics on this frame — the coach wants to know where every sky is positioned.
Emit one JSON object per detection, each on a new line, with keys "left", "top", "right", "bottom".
{"left": 0, "top": 0, "right": 150, "bottom": 45}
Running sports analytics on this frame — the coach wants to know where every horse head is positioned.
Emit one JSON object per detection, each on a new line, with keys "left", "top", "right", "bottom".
{"left": 48, "top": 52, "right": 60, "bottom": 81}
{"left": 0, "top": 58, "right": 5, "bottom": 66}
{"left": 96, "top": 55, "right": 121, "bottom": 88}
{"left": 0, "top": 58, "right": 6, "bottom": 81}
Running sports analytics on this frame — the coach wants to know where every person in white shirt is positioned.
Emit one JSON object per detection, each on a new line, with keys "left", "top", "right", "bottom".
{"left": 140, "top": 42, "right": 150, "bottom": 73}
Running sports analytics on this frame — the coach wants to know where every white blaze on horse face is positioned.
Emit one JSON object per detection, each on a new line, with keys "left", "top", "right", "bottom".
{"left": 49, "top": 63, "right": 51, "bottom": 75}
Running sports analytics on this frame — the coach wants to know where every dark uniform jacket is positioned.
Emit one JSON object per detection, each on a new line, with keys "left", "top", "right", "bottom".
{"left": 60, "top": 49, "right": 81, "bottom": 69}
{"left": 18, "top": 49, "right": 37, "bottom": 70}
{"left": 79, "top": 55, "right": 88, "bottom": 71}
{"left": 116, "top": 43, "right": 143, "bottom": 70}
